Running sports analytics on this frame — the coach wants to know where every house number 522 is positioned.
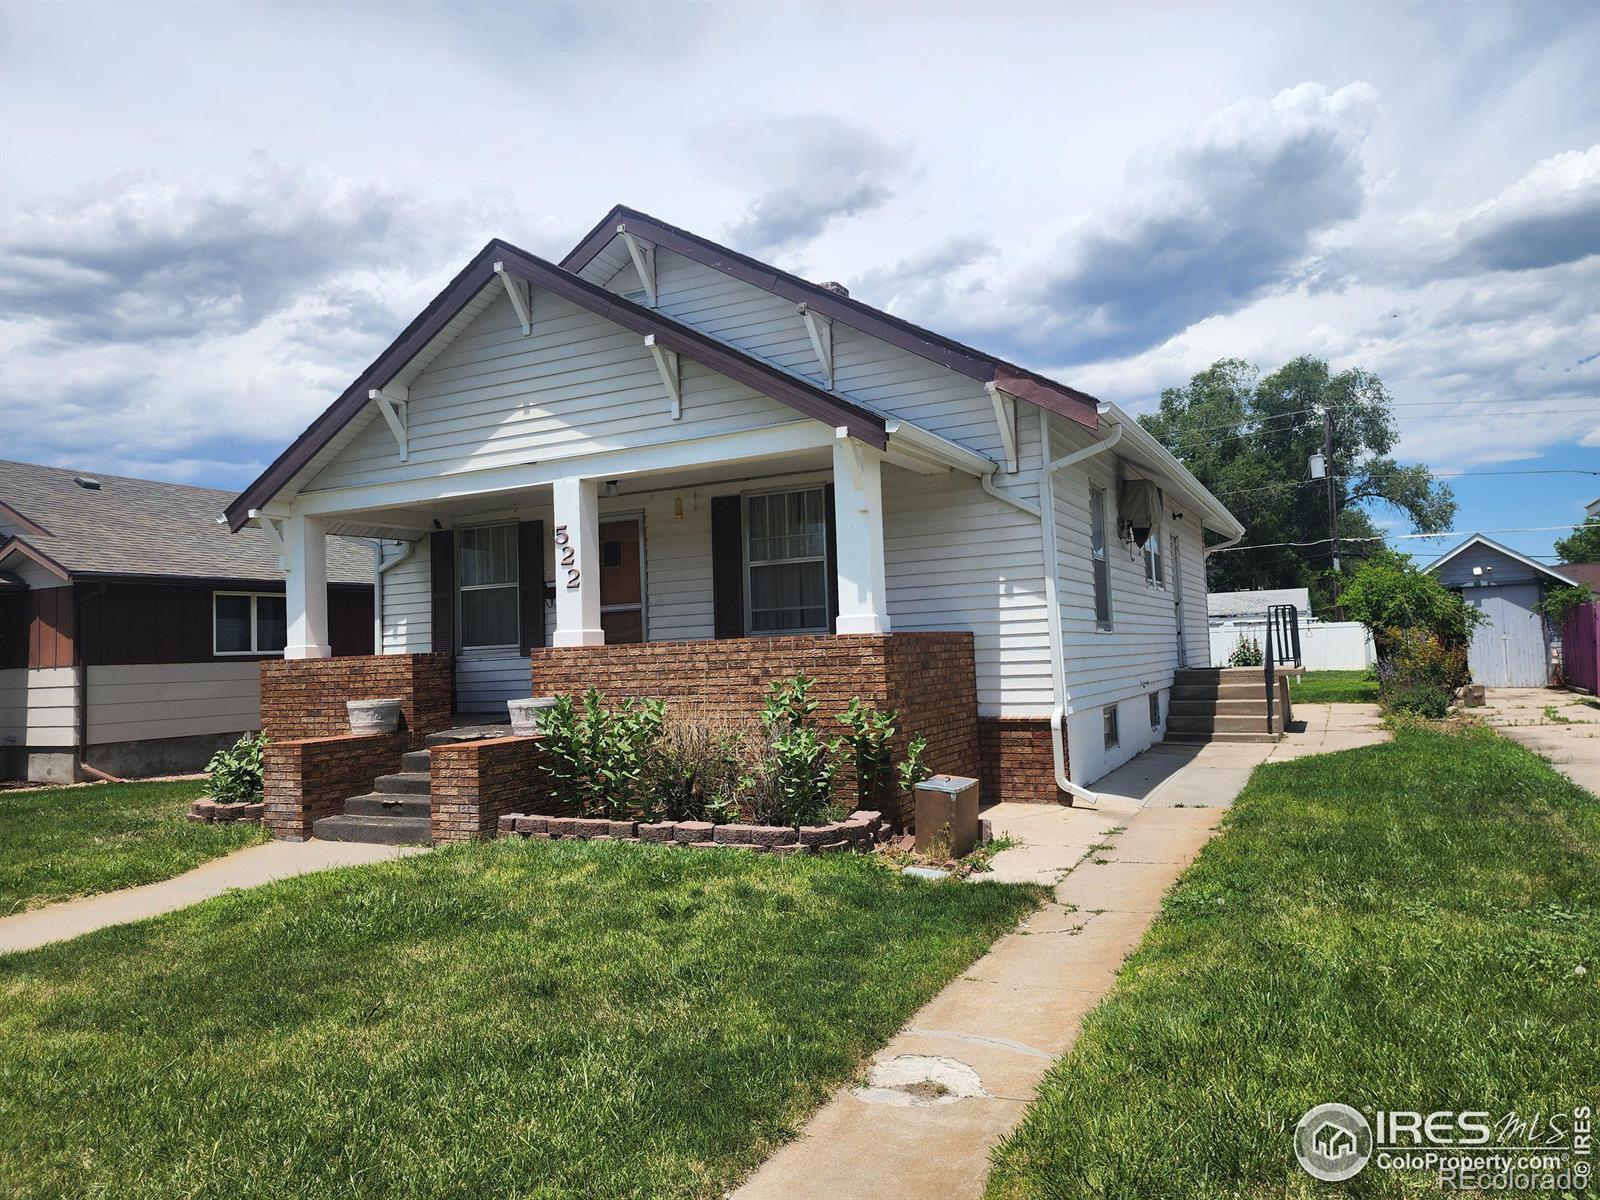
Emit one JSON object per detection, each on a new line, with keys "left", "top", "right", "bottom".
{"left": 553, "top": 524, "right": 580, "bottom": 589}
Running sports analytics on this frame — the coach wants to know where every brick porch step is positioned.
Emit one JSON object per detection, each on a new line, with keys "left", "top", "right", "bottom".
{"left": 311, "top": 813, "right": 432, "bottom": 844}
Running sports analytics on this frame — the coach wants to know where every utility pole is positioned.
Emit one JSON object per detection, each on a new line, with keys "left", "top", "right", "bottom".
{"left": 1324, "top": 409, "right": 1342, "bottom": 620}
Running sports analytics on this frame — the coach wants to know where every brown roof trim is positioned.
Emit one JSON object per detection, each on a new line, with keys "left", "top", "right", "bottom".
{"left": 562, "top": 205, "right": 1101, "bottom": 430}
{"left": 0, "top": 536, "right": 73, "bottom": 582}
{"left": 225, "top": 240, "right": 887, "bottom": 531}
{"left": 0, "top": 499, "right": 50, "bottom": 538}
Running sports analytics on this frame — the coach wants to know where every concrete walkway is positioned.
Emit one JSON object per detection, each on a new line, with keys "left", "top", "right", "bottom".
{"left": 734, "top": 703, "right": 1387, "bottom": 1200}
{"left": 1475, "top": 687, "right": 1599, "bottom": 794}
{"left": 0, "top": 840, "right": 424, "bottom": 955}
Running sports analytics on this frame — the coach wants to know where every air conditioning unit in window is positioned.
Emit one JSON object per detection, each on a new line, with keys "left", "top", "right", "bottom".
{"left": 1118, "top": 479, "right": 1161, "bottom": 548}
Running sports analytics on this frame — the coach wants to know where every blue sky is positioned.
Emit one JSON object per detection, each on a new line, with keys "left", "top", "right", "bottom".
{"left": 0, "top": 0, "right": 1595, "bottom": 565}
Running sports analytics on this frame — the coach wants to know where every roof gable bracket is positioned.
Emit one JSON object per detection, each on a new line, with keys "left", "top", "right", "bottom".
{"left": 797, "top": 303, "right": 834, "bottom": 388}
{"left": 985, "top": 383, "right": 1020, "bottom": 474}
{"left": 369, "top": 385, "right": 410, "bottom": 462}
{"left": 492, "top": 262, "right": 533, "bottom": 335}
{"left": 250, "top": 512, "right": 288, "bottom": 571}
{"left": 618, "top": 225, "right": 657, "bottom": 307}
{"left": 644, "top": 334, "right": 682, "bottom": 420}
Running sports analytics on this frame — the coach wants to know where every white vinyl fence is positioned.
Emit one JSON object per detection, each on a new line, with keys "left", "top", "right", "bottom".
{"left": 1210, "top": 619, "right": 1375, "bottom": 671}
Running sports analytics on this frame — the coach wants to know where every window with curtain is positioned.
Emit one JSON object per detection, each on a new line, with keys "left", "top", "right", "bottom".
{"left": 1089, "top": 486, "right": 1112, "bottom": 629}
{"left": 458, "top": 524, "right": 519, "bottom": 648}
{"left": 1143, "top": 522, "right": 1164, "bottom": 586}
{"left": 745, "top": 487, "right": 828, "bottom": 634}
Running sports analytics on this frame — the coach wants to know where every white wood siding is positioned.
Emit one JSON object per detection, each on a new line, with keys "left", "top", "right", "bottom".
{"left": 380, "top": 545, "right": 433, "bottom": 653}
{"left": 304, "top": 288, "right": 799, "bottom": 494}
{"left": 85, "top": 662, "right": 260, "bottom": 745}
{"left": 1179, "top": 532, "right": 1211, "bottom": 668}
{"left": 0, "top": 667, "right": 78, "bottom": 747}
{"left": 455, "top": 652, "right": 529, "bottom": 713}
{"left": 604, "top": 249, "right": 1036, "bottom": 473}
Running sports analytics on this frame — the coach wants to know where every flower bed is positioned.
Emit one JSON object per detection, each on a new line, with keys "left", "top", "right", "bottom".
{"left": 496, "top": 809, "right": 886, "bottom": 854}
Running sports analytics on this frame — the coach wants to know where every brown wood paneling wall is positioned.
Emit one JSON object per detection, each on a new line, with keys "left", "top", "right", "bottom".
{"left": 78, "top": 581, "right": 373, "bottom": 665}
{"left": 0, "top": 591, "right": 30, "bottom": 669}
{"left": 25, "top": 587, "right": 75, "bottom": 669}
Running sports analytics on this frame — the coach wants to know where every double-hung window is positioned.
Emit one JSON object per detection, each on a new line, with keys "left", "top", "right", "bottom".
{"left": 746, "top": 487, "right": 829, "bottom": 634}
{"left": 213, "top": 592, "right": 287, "bottom": 655}
{"left": 458, "top": 524, "right": 519, "bottom": 649}
{"left": 1089, "top": 486, "right": 1112, "bottom": 629}
{"left": 1143, "top": 523, "right": 1164, "bottom": 587}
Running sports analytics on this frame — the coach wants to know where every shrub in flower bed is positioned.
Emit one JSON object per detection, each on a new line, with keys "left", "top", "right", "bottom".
{"left": 529, "top": 673, "right": 932, "bottom": 837}
{"left": 496, "top": 808, "right": 887, "bottom": 854}
{"left": 190, "top": 731, "right": 267, "bottom": 822}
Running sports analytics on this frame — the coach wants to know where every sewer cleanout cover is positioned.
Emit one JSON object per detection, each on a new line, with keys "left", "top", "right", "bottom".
{"left": 850, "top": 1054, "right": 988, "bottom": 1107}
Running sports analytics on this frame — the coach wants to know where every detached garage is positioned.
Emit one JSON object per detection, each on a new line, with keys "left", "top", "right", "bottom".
{"left": 1425, "top": 535, "right": 1576, "bottom": 688}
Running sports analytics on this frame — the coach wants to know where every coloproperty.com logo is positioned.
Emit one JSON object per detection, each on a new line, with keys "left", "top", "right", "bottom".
{"left": 1294, "top": 1102, "right": 1593, "bottom": 1191}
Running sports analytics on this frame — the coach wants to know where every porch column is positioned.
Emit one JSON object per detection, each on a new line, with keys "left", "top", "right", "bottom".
{"left": 831, "top": 435, "right": 891, "bottom": 635}
{"left": 283, "top": 512, "right": 331, "bottom": 659}
{"left": 552, "top": 476, "right": 604, "bottom": 646}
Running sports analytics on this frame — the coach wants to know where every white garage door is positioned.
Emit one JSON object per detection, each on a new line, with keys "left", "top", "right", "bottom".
{"left": 1465, "top": 584, "right": 1547, "bottom": 687}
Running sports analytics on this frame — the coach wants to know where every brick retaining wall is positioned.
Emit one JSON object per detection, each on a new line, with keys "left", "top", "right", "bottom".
{"left": 529, "top": 633, "right": 978, "bottom": 829}
{"left": 260, "top": 653, "right": 452, "bottom": 750}
{"left": 430, "top": 735, "right": 562, "bottom": 844}
{"left": 978, "top": 716, "right": 1069, "bottom": 805}
{"left": 263, "top": 731, "right": 404, "bottom": 840}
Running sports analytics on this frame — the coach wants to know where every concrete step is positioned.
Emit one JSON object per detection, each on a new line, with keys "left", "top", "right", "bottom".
{"left": 1171, "top": 683, "right": 1266, "bottom": 702}
{"left": 401, "top": 750, "right": 433, "bottom": 772}
{"left": 1167, "top": 714, "right": 1273, "bottom": 734}
{"left": 425, "top": 726, "right": 510, "bottom": 748}
{"left": 1165, "top": 731, "right": 1281, "bottom": 745}
{"left": 1174, "top": 667, "right": 1265, "bottom": 682}
{"left": 1169, "top": 698, "right": 1270, "bottom": 717}
{"left": 311, "top": 813, "right": 432, "bottom": 845}
{"left": 344, "top": 793, "right": 431, "bottom": 819}
{"left": 372, "top": 771, "right": 430, "bottom": 795}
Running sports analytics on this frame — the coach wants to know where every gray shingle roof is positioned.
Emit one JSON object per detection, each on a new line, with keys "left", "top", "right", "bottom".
{"left": 1206, "top": 587, "right": 1313, "bottom": 619}
{"left": 0, "top": 459, "right": 373, "bottom": 584}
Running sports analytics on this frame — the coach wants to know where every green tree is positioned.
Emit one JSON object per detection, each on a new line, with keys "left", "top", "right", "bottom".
{"left": 1339, "top": 548, "right": 1481, "bottom": 649}
{"left": 1139, "top": 357, "right": 1455, "bottom": 610}
{"left": 1554, "top": 515, "right": 1600, "bottom": 564}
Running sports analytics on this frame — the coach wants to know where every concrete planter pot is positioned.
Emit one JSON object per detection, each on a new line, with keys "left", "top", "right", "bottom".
{"left": 508, "top": 696, "right": 558, "bottom": 737}
{"left": 346, "top": 698, "right": 404, "bottom": 735}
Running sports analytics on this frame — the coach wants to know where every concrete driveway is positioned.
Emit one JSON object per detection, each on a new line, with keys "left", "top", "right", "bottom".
{"left": 1475, "top": 688, "right": 1599, "bottom": 794}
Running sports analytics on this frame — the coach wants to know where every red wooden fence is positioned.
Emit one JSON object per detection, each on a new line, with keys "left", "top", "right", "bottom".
{"left": 1563, "top": 602, "right": 1600, "bottom": 693}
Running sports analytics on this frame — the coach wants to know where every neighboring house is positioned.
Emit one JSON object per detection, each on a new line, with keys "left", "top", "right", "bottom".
{"left": 1557, "top": 562, "right": 1600, "bottom": 591}
{"left": 0, "top": 461, "right": 375, "bottom": 782}
{"left": 1425, "top": 534, "right": 1576, "bottom": 688}
{"left": 1207, "top": 587, "right": 1313, "bottom": 622}
{"left": 225, "top": 204, "right": 1245, "bottom": 803}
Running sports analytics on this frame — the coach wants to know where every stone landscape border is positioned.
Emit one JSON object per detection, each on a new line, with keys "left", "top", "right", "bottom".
{"left": 496, "top": 808, "right": 886, "bottom": 854}
{"left": 187, "top": 798, "right": 264, "bottom": 823}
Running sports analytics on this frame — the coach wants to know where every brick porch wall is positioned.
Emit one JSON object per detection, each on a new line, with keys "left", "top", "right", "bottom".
{"left": 430, "top": 736, "right": 566, "bottom": 844}
{"left": 978, "top": 716, "right": 1069, "bottom": 805}
{"left": 260, "top": 653, "right": 453, "bottom": 750}
{"left": 263, "top": 731, "right": 404, "bottom": 840}
{"left": 528, "top": 633, "right": 979, "bottom": 829}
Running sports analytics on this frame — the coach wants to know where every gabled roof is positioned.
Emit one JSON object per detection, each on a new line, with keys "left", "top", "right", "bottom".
{"left": 0, "top": 459, "right": 373, "bottom": 584}
{"left": 1558, "top": 562, "right": 1600, "bottom": 590}
{"left": 1423, "top": 534, "right": 1577, "bottom": 585}
{"left": 562, "top": 205, "right": 1101, "bottom": 430}
{"left": 224, "top": 239, "right": 890, "bottom": 531}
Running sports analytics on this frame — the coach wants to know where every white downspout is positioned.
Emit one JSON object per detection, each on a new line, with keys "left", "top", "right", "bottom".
{"left": 1038, "top": 411, "right": 1124, "bottom": 807}
{"left": 373, "top": 538, "right": 417, "bottom": 653}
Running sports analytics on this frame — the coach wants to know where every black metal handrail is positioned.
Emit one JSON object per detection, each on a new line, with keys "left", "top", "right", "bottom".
{"left": 1262, "top": 604, "right": 1303, "bottom": 735}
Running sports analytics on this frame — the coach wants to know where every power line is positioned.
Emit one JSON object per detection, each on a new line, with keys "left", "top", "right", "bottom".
{"left": 1206, "top": 523, "right": 1594, "bottom": 554}
{"left": 1213, "top": 467, "right": 1600, "bottom": 500}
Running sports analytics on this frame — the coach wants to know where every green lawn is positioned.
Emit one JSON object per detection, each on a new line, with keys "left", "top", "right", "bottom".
{"left": 988, "top": 726, "right": 1598, "bottom": 1198}
{"left": 0, "top": 778, "right": 266, "bottom": 915}
{"left": 0, "top": 840, "right": 1039, "bottom": 1200}
{"left": 1289, "top": 669, "right": 1379, "bottom": 704}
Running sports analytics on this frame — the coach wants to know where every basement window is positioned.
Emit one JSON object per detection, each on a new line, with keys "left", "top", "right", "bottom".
{"left": 1103, "top": 704, "right": 1120, "bottom": 750}
{"left": 214, "top": 592, "right": 287, "bottom": 655}
{"left": 1150, "top": 692, "right": 1162, "bottom": 728}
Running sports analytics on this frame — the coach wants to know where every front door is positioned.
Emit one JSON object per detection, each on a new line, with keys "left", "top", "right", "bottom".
{"left": 598, "top": 517, "right": 645, "bottom": 644}
{"left": 1171, "top": 533, "right": 1187, "bottom": 667}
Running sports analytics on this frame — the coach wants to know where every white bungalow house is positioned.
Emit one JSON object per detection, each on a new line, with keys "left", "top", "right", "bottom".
{"left": 227, "top": 206, "right": 1245, "bottom": 818}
